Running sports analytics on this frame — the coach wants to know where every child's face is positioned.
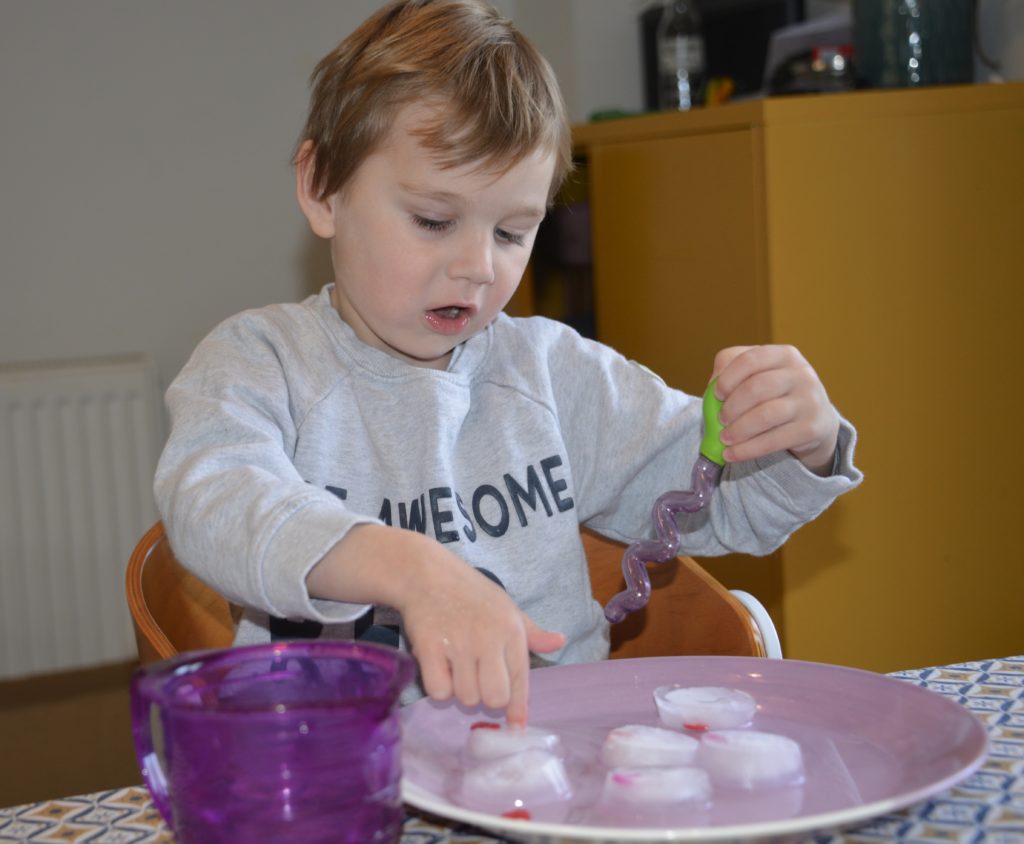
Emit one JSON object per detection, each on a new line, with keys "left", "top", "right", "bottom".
{"left": 313, "top": 105, "right": 555, "bottom": 370}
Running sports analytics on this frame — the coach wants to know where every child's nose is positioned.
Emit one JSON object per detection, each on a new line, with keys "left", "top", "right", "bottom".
{"left": 449, "top": 230, "right": 495, "bottom": 285}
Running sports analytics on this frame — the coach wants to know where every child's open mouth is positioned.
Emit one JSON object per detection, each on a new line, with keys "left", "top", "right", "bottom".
{"left": 425, "top": 305, "right": 473, "bottom": 335}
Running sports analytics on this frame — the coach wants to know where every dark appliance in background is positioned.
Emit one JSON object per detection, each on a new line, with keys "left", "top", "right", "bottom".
{"left": 641, "top": 0, "right": 805, "bottom": 107}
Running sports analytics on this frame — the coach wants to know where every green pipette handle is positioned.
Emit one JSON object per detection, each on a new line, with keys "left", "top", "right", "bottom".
{"left": 700, "top": 380, "right": 726, "bottom": 466}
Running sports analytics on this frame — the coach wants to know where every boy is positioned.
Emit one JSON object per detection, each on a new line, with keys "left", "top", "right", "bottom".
{"left": 155, "top": 0, "right": 861, "bottom": 726}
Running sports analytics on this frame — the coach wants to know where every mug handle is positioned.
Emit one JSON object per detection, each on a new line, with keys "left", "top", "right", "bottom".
{"left": 129, "top": 670, "right": 174, "bottom": 826}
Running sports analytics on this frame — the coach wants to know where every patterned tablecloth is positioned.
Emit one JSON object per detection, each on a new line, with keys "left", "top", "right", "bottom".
{"left": 2, "top": 656, "right": 1021, "bottom": 843}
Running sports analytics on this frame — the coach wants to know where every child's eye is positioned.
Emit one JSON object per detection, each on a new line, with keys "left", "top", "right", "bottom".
{"left": 496, "top": 228, "right": 526, "bottom": 247}
{"left": 413, "top": 215, "right": 453, "bottom": 234}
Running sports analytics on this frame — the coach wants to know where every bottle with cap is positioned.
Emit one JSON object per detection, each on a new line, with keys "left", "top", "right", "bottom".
{"left": 656, "top": 0, "right": 706, "bottom": 110}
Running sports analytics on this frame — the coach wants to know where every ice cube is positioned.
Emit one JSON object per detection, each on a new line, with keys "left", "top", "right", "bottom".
{"left": 457, "top": 748, "right": 573, "bottom": 815}
{"left": 653, "top": 685, "right": 757, "bottom": 731}
{"left": 699, "top": 729, "right": 804, "bottom": 789}
{"left": 600, "top": 724, "right": 699, "bottom": 768}
{"left": 464, "top": 722, "right": 562, "bottom": 762}
{"left": 600, "top": 765, "right": 711, "bottom": 805}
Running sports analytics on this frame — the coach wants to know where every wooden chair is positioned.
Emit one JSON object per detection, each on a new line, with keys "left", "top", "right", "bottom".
{"left": 125, "top": 521, "right": 236, "bottom": 664}
{"left": 582, "top": 530, "right": 773, "bottom": 659}
{"left": 126, "top": 521, "right": 776, "bottom": 665}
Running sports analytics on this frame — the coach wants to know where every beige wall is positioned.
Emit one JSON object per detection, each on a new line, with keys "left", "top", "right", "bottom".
{"left": 0, "top": 1, "right": 646, "bottom": 410}
{"left": 1, "top": 1, "right": 382, "bottom": 400}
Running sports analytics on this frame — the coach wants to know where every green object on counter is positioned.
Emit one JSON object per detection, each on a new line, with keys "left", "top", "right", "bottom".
{"left": 588, "top": 109, "right": 640, "bottom": 122}
{"left": 700, "top": 380, "right": 726, "bottom": 465}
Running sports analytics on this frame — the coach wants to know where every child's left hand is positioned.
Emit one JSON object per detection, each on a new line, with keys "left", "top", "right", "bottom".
{"left": 711, "top": 345, "right": 840, "bottom": 476}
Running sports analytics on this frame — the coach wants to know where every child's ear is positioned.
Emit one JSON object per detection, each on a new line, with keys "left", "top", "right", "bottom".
{"left": 295, "top": 140, "right": 336, "bottom": 239}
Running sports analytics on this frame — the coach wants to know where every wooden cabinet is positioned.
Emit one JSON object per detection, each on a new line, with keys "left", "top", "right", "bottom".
{"left": 562, "top": 83, "right": 1024, "bottom": 672}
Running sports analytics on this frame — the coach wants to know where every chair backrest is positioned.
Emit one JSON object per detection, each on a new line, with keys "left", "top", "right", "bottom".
{"left": 582, "top": 531, "right": 767, "bottom": 659}
{"left": 125, "top": 521, "right": 235, "bottom": 664}
{"left": 126, "top": 522, "right": 766, "bottom": 665}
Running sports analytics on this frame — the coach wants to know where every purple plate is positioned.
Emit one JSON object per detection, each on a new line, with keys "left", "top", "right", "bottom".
{"left": 401, "top": 656, "right": 988, "bottom": 843}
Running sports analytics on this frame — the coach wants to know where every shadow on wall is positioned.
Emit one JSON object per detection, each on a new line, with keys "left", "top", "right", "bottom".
{"left": 297, "top": 231, "right": 335, "bottom": 298}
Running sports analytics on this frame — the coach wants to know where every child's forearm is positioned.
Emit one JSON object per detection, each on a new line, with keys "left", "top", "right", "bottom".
{"left": 304, "top": 522, "right": 564, "bottom": 726}
{"left": 305, "top": 522, "right": 441, "bottom": 609}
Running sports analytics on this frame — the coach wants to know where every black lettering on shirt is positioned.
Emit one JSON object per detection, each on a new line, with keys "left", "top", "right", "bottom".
{"left": 327, "top": 451, "right": 574, "bottom": 543}
{"left": 429, "top": 487, "right": 459, "bottom": 544}
{"left": 399, "top": 495, "right": 427, "bottom": 533}
{"left": 504, "top": 464, "right": 553, "bottom": 527}
{"left": 456, "top": 492, "right": 477, "bottom": 542}
{"left": 472, "top": 484, "right": 510, "bottom": 537}
{"left": 541, "top": 455, "right": 575, "bottom": 513}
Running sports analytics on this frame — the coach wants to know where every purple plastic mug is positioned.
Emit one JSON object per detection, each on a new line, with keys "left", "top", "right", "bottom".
{"left": 130, "top": 641, "right": 415, "bottom": 844}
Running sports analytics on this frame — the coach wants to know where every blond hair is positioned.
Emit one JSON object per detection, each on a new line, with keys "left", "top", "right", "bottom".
{"left": 296, "top": 0, "right": 572, "bottom": 202}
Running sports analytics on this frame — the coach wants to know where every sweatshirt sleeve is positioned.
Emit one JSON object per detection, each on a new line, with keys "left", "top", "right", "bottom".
{"left": 153, "top": 312, "right": 375, "bottom": 624}
{"left": 542, "top": 324, "right": 862, "bottom": 556}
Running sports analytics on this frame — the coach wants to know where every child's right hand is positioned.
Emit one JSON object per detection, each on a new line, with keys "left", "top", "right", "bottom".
{"left": 306, "top": 524, "right": 564, "bottom": 726}
{"left": 399, "top": 540, "right": 565, "bottom": 727}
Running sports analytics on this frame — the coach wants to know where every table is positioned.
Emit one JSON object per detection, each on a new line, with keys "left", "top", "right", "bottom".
{"left": 2, "top": 656, "right": 1021, "bottom": 843}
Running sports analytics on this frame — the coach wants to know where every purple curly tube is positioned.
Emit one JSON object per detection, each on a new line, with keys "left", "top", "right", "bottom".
{"left": 603, "top": 455, "right": 723, "bottom": 624}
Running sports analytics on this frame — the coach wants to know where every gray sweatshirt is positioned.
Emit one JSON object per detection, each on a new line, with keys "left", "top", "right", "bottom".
{"left": 155, "top": 285, "right": 861, "bottom": 669}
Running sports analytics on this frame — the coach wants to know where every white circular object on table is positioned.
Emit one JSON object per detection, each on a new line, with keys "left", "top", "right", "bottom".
{"left": 465, "top": 723, "right": 562, "bottom": 761}
{"left": 600, "top": 724, "right": 699, "bottom": 768}
{"left": 698, "top": 729, "right": 804, "bottom": 789}
{"left": 600, "top": 765, "right": 711, "bottom": 804}
{"left": 653, "top": 685, "right": 757, "bottom": 731}
{"left": 457, "top": 748, "right": 573, "bottom": 813}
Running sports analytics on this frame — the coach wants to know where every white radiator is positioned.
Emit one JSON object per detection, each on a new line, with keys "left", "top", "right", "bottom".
{"left": 0, "top": 355, "right": 163, "bottom": 679}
